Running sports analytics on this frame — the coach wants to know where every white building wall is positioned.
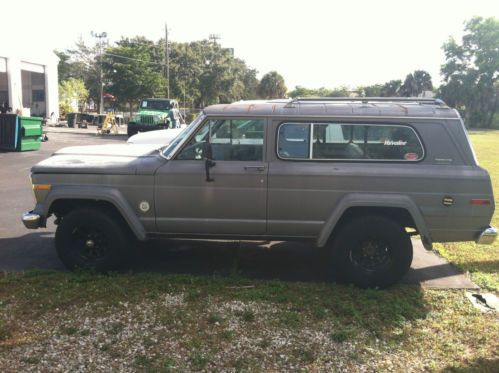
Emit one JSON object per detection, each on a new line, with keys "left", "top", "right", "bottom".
{"left": 0, "top": 51, "right": 59, "bottom": 120}
{"left": 45, "top": 59, "right": 59, "bottom": 119}
{"left": 6, "top": 57, "right": 22, "bottom": 112}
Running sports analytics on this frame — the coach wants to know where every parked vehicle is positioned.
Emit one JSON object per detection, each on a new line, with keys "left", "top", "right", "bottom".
{"left": 22, "top": 98, "right": 496, "bottom": 288}
{"left": 127, "top": 125, "right": 188, "bottom": 145}
{"left": 127, "top": 98, "right": 183, "bottom": 137}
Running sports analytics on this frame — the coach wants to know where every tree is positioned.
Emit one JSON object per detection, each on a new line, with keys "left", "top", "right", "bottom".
{"left": 258, "top": 71, "right": 287, "bottom": 99}
{"left": 380, "top": 80, "right": 402, "bottom": 97}
{"left": 103, "top": 38, "right": 166, "bottom": 115}
{"left": 288, "top": 86, "right": 333, "bottom": 98}
{"left": 359, "top": 84, "right": 383, "bottom": 97}
{"left": 59, "top": 78, "right": 89, "bottom": 117}
{"left": 400, "top": 70, "right": 433, "bottom": 97}
{"left": 64, "top": 39, "right": 106, "bottom": 111}
{"left": 439, "top": 17, "right": 499, "bottom": 128}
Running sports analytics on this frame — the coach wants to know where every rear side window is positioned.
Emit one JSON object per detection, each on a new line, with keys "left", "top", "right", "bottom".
{"left": 278, "top": 123, "right": 424, "bottom": 161}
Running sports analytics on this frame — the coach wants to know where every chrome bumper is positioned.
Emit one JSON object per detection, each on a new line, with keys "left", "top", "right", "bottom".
{"left": 476, "top": 226, "right": 497, "bottom": 245}
{"left": 22, "top": 211, "right": 41, "bottom": 229}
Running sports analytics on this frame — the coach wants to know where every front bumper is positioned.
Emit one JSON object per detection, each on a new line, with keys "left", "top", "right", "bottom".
{"left": 476, "top": 226, "right": 497, "bottom": 245}
{"left": 22, "top": 211, "right": 41, "bottom": 229}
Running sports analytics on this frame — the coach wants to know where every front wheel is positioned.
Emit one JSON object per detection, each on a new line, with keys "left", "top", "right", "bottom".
{"left": 55, "top": 207, "right": 133, "bottom": 272}
{"left": 127, "top": 126, "right": 138, "bottom": 138}
{"left": 329, "top": 216, "right": 413, "bottom": 288}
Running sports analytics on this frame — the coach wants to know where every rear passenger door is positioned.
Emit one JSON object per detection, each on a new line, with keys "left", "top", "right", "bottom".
{"left": 268, "top": 121, "right": 425, "bottom": 237}
{"left": 155, "top": 117, "right": 268, "bottom": 235}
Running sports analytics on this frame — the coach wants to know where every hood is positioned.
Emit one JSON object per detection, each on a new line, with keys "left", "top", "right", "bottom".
{"left": 32, "top": 144, "right": 163, "bottom": 175}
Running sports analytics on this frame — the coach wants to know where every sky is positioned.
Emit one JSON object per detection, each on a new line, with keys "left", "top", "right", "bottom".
{"left": 3, "top": 0, "right": 498, "bottom": 90}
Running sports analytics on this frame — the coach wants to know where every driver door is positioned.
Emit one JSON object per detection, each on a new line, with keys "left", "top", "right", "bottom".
{"left": 154, "top": 117, "right": 268, "bottom": 235}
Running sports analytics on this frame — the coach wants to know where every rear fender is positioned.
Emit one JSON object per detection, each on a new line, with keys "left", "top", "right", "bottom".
{"left": 316, "top": 193, "right": 432, "bottom": 249}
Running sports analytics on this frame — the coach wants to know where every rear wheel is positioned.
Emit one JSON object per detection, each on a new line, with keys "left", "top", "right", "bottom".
{"left": 329, "top": 215, "right": 413, "bottom": 288}
{"left": 55, "top": 207, "right": 133, "bottom": 272}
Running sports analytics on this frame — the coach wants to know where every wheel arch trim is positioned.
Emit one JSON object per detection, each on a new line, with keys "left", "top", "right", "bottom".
{"left": 316, "top": 193, "right": 432, "bottom": 249}
{"left": 42, "top": 186, "right": 147, "bottom": 240}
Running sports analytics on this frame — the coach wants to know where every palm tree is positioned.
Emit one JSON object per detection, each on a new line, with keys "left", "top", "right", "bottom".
{"left": 258, "top": 71, "right": 287, "bottom": 99}
{"left": 401, "top": 70, "right": 433, "bottom": 97}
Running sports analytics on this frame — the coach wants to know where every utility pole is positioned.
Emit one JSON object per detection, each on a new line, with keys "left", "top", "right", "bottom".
{"left": 91, "top": 31, "right": 107, "bottom": 114}
{"left": 209, "top": 34, "right": 220, "bottom": 45}
{"left": 165, "top": 24, "right": 170, "bottom": 99}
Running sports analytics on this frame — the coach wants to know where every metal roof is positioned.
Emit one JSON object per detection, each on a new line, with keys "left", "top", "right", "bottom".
{"left": 203, "top": 98, "right": 460, "bottom": 119}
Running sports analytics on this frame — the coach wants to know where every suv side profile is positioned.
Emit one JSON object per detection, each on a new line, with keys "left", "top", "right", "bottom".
{"left": 22, "top": 98, "right": 497, "bottom": 288}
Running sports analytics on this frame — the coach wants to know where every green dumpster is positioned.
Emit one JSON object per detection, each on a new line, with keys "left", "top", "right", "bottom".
{"left": 18, "top": 116, "right": 43, "bottom": 151}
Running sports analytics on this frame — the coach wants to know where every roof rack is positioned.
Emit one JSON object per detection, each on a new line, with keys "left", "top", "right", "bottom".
{"left": 285, "top": 97, "right": 447, "bottom": 107}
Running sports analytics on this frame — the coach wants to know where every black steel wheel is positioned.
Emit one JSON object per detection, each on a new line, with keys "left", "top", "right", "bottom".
{"left": 55, "top": 207, "right": 133, "bottom": 272}
{"left": 329, "top": 216, "right": 413, "bottom": 288}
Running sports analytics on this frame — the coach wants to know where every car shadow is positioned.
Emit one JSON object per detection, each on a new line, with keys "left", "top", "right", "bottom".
{"left": 132, "top": 239, "right": 331, "bottom": 283}
{"left": 0, "top": 234, "right": 473, "bottom": 287}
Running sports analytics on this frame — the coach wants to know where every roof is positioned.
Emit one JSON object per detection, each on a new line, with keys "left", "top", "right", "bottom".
{"left": 203, "top": 98, "right": 460, "bottom": 119}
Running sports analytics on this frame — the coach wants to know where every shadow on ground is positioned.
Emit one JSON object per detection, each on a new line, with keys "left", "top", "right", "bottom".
{"left": 0, "top": 234, "right": 474, "bottom": 287}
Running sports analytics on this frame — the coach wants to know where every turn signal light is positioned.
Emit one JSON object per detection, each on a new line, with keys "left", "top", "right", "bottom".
{"left": 32, "top": 184, "right": 51, "bottom": 191}
{"left": 469, "top": 199, "right": 491, "bottom": 205}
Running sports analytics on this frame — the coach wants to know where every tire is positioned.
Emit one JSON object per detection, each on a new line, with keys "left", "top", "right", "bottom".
{"left": 55, "top": 207, "right": 133, "bottom": 272}
{"left": 329, "top": 215, "right": 413, "bottom": 288}
{"left": 127, "top": 126, "right": 137, "bottom": 138}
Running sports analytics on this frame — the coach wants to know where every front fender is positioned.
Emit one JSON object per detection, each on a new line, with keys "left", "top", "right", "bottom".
{"left": 316, "top": 193, "right": 432, "bottom": 249}
{"left": 38, "top": 185, "right": 147, "bottom": 240}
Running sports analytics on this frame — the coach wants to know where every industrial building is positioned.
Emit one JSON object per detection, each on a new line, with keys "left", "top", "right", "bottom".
{"left": 0, "top": 48, "right": 59, "bottom": 120}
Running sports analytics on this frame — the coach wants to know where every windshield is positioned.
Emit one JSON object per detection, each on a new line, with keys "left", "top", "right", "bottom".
{"left": 140, "top": 100, "right": 171, "bottom": 111}
{"left": 162, "top": 114, "right": 205, "bottom": 158}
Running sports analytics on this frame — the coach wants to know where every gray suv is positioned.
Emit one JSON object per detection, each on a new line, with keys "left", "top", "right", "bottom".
{"left": 22, "top": 98, "right": 497, "bottom": 288}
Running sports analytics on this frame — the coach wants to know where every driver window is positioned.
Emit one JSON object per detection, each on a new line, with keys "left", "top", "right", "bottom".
{"left": 176, "top": 118, "right": 264, "bottom": 161}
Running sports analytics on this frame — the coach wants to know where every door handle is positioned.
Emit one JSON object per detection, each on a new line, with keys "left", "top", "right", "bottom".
{"left": 244, "top": 166, "right": 266, "bottom": 171}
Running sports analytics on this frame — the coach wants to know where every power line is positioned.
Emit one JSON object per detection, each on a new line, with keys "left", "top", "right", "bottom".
{"left": 104, "top": 52, "right": 166, "bottom": 66}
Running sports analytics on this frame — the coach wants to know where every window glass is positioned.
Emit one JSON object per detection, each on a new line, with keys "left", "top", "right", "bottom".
{"left": 162, "top": 114, "right": 205, "bottom": 158}
{"left": 363, "top": 125, "right": 423, "bottom": 160}
{"left": 278, "top": 123, "right": 310, "bottom": 159}
{"left": 313, "top": 124, "right": 365, "bottom": 159}
{"left": 279, "top": 122, "right": 423, "bottom": 161}
{"left": 177, "top": 119, "right": 264, "bottom": 161}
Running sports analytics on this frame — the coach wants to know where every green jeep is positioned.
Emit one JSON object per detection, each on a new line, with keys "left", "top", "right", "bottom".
{"left": 127, "top": 98, "right": 182, "bottom": 137}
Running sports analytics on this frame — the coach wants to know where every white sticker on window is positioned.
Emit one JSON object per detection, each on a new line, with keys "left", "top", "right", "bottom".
{"left": 384, "top": 140, "right": 407, "bottom": 146}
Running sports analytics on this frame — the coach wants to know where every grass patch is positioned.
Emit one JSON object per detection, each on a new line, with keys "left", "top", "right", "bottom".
{"left": 0, "top": 319, "right": 11, "bottom": 341}
{"left": 0, "top": 271, "right": 497, "bottom": 371}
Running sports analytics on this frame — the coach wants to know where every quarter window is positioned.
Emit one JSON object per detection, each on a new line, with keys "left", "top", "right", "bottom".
{"left": 277, "top": 123, "right": 310, "bottom": 159}
{"left": 278, "top": 123, "right": 423, "bottom": 161}
{"left": 177, "top": 118, "right": 264, "bottom": 161}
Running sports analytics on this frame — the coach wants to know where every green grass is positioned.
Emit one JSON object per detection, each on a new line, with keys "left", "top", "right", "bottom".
{"left": 0, "top": 130, "right": 498, "bottom": 371}
{"left": 434, "top": 130, "right": 499, "bottom": 291}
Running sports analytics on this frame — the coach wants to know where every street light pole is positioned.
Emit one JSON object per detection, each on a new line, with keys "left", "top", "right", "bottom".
{"left": 91, "top": 31, "right": 107, "bottom": 114}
